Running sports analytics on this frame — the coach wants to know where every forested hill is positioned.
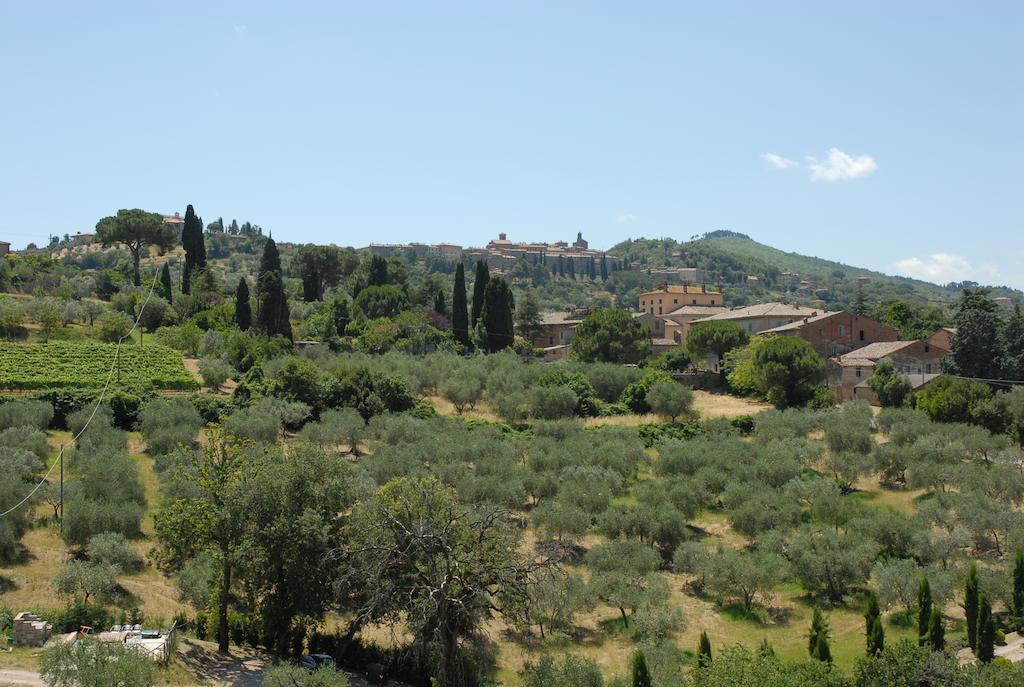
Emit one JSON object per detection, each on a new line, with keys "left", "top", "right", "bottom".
{"left": 610, "top": 231, "right": 1022, "bottom": 310}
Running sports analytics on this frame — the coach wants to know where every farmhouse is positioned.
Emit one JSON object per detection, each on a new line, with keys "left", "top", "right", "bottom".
{"left": 687, "top": 302, "right": 822, "bottom": 335}
{"left": 638, "top": 284, "right": 722, "bottom": 337}
{"left": 831, "top": 340, "right": 949, "bottom": 401}
{"left": 758, "top": 311, "right": 899, "bottom": 358}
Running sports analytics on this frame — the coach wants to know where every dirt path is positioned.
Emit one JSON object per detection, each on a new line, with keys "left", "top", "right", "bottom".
{"left": 176, "top": 638, "right": 266, "bottom": 687}
{"left": 0, "top": 669, "right": 44, "bottom": 686}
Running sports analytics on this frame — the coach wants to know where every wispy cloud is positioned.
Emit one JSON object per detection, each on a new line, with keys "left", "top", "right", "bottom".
{"left": 232, "top": 24, "right": 249, "bottom": 37}
{"left": 895, "top": 253, "right": 999, "bottom": 284}
{"left": 761, "top": 153, "right": 797, "bottom": 169}
{"left": 615, "top": 213, "right": 638, "bottom": 224}
{"left": 806, "top": 148, "right": 878, "bottom": 181}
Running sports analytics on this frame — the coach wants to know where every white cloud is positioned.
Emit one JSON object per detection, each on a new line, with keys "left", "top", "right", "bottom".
{"left": 894, "top": 253, "right": 1000, "bottom": 284}
{"left": 807, "top": 148, "right": 878, "bottom": 181}
{"left": 615, "top": 213, "right": 637, "bottom": 224}
{"left": 761, "top": 153, "right": 798, "bottom": 169}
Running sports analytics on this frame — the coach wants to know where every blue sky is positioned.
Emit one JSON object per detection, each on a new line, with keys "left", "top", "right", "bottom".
{"left": 2, "top": 2, "right": 1021, "bottom": 288}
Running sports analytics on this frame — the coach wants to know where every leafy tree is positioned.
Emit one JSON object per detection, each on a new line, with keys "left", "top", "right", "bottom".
{"left": 41, "top": 638, "right": 156, "bottom": 687}
{"left": 53, "top": 560, "right": 118, "bottom": 604}
{"left": 751, "top": 336, "right": 826, "bottom": 408}
{"left": 687, "top": 320, "right": 749, "bottom": 372}
{"left": 440, "top": 373, "right": 483, "bottom": 415}
{"left": 181, "top": 204, "right": 206, "bottom": 294}
{"left": 915, "top": 376, "right": 997, "bottom": 427}
{"left": 227, "top": 278, "right": 248, "bottom": 333}
{"left": 948, "top": 288, "right": 1003, "bottom": 380}
{"left": 480, "top": 277, "right": 515, "bottom": 353}
{"left": 341, "top": 477, "right": 538, "bottom": 687}
{"left": 698, "top": 631, "right": 712, "bottom": 667}
{"left": 515, "top": 288, "right": 543, "bottom": 344}
{"left": 36, "top": 300, "right": 63, "bottom": 342}
{"left": 965, "top": 561, "right": 980, "bottom": 650}
{"left": 977, "top": 592, "right": 995, "bottom": 663}
{"left": 264, "top": 664, "right": 351, "bottom": 687}
{"left": 917, "top": 576, "right": 932, "bottom": 646}
{"left": 154, "top": 432, "right": 254, "bottom": 652}
{"left": 789, "top": 526, "right": 876, "bottom": 602}
{"left": 522, "top": 570, "right": 591, "bottom": 638}
{"left": 867, "top": 358, "right": 912, "bottom": 407}
{"left": 471, "top": 260, "right": 489, "bottom": 327}
{"left": 631, "top": 649, "right": 652, "bottom": 687}
{"left": 522, "top": 655, "right": 604, "bottom": 687}
{"left": 199, "top": 357, "right": 234, "bottom": 390}
{"left": 571, "top": 309, "right": 651, "bottom": 364}
{"left": 353, "top": 284, "right": 408, "bottom": 320}
{"left": 256, "top": 239, "right": 292, "bottom": 340}
{"left": 160, "top": 262, "right": 173, "bottom": 303}
{"left": 95, "top": 208, "right": 176, "bottom": 286}
{"left": 646, "top": 381, "right": 694, "bottom": 423}
{"left": 585, "top": 540, "right": 665, "bottom": 628}
{"left": 702, "top": 548, "right": 785, "bottom": 613}
{"left": 87, "top": 532, "right": 142, "bottom": 572}
{"left": 451, "top": 262, "right": 470, "bottom": 348}
{"left": 928, "top": 607, "right": 945, "bottom": 651}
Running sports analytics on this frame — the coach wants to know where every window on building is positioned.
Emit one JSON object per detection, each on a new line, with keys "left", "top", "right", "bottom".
{"left": 859, "top": 330, "right": 865, "bottom": 341}
{"left": 926, "top": 363, "right": 932, "bottom": 373}
{"left": 549, "top": 336, "right": 554, "bottom": 345}
{"left": 692, "top": 299, "right": 697, "bottom": 305}
{"left": 855, "top": 368, "right": 861, "bottom": 377}
{"left": 839, "top": 325, "right": 845, "bottom": 336}
{"left": 711, "top": 299, "right": 715, "bottom": 304}
{"left": 658, "top": 307, "right": 662, "bottom": 315}
{"left": 674, "top": 299, "right": 678, "bottom": 304}
{"left": 924, "top": 345, "right": 930, "bottom": 353}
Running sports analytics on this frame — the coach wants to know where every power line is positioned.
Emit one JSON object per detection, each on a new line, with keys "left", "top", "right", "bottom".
{"left": 0, "top": 270, "right": 161, "bottom": 519}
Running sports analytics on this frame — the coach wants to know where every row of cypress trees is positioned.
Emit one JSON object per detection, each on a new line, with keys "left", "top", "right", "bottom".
{"left": 450, "top": 260, "right": 515, "bottom": 353}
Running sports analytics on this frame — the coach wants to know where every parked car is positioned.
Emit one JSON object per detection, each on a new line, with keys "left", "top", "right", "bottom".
{"left": 297, "top": 653, "right": 336, "bottom": 671}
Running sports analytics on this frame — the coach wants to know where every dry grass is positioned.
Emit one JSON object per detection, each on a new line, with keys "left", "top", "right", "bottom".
{"left": 423, "top": 396, "right": 502, "bottom": 422}
{"left": 691, "top": 390, "right": 772, "bottom": 419}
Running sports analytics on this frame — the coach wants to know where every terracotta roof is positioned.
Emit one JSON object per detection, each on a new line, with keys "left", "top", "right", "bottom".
{"left": 540, "top": 311, "right": 584, "bottom": 326}
{"left": 690, "top": 302, "right": 822, "bottom": 323}
{"left": 665, "top": 304, "right": 729, "bottom": 317}
{"left": 759, "top": 311, "right": 842, "bottom": 333}
{"left": 640, "top": 284, "right": 721, "bottom": 296}
{"left": 835, "top": 341, "right": 919, "bottom": 367}
{"left": 855, "top": 373, "right": 940, "bottom": 390}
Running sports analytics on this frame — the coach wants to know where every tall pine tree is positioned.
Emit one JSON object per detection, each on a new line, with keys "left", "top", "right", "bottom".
{"left": 864, "top": 591, "right": 881, "bottom": 652}
{"left": 160, "top": 262, "right": 173, "bottom": 304}
{"left": 949, "top": 288, "right": 1003, "bottom": 380}
{"left": 480, "top": 277, "right": 514, "bottom": 353}
{"left": 255, "top": 238, "right": 291, "bottom": 339}
{"left": 470, "top": 260, "right": 490, "bottom": 327}
{"left": 977, "top": 592, "right": 995, "bottom": 663}
{"left": 1002, "top": 305, "right": 1024, "bottom": 381}
{"left": 965, "top": 562, "right": 980, "bottom": 650}
{"left": 697, "top": 631, "right": 712, "bottom": 667}
{"left": 367, "top": 255, "right": 389, "bottom": 287}
{"left": 928, "top": 608, "right": 945, "bottom": 651}
{"left": 918, "top": 577, "right": 932, "bottom": 646}
{"left": 181, "top": 204, "right": 206, "bottom": 294}
{"left": 451, "top": 263, "right": 470, "bottom": 349}
{"left": 868, "top": 617, "right": 884, "bottom": 657}
{"left": 1013, "top": 548, "right": 1024, "bottom": 631}
{"left": 235, "top": 277, "right": 252, "bottom": 331}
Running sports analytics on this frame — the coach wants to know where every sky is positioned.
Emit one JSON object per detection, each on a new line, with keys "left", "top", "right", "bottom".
{"left": 1, "top": 2, "right": 1021, "bottom": 288}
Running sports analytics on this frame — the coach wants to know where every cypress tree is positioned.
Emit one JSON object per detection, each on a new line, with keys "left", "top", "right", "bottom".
{"left": 600, "top": 255, "right": 609, "bottom": 280}
{"left": 451, "top": 263, "right": 470, "bottom": 349}
{"left": 864, "top": 591, "right": 881, "bottom": 651}
{"left": 977, "top": 592, "right": 995, "bottom": 663}
{"left": 697, "top": 631, "right": 712, "bottom": 667}
{"left": 1013, "top": 547, "right": 1024, "bottom": 630}
{"left": 160, "top": 262, "right": 173, "bottom": 304}
{"left": 255, "top": 238, "right": 291, "bottom": 340}
{"left": 480, "top": 277, "right": 514, "bottom": 353}
{"left": 433, "top": 289, "right": 445, "bottom": 317}
{"left": 568, "top": 258, "right": 576, "bottom": 279}
{"left": 470, "top": 260, "right": 489, "bottom": 327}
{"left": 918, "top": 577, "right": 932, "bottom": 646}
{"left": 235, "top": 278, "right": 252, "bottom": 331}
{"left": 808, "top": 608, "right": 830, "bottom": 657}
{"left": 181, "top": 204, "right": 206, "bottom": 294}
{"left": 630, "top": 649, "right": 652, "bottom": 687}
{"left": 556, "top": 255, "right": 564, "bottom": 277}
{"left": 928, "top": 607, "right": 945, "bottom": 651}
{"left": 868, "top": 616, "right": 885, "bottom": 657}
{"left": 813, "top": 633, "right": 832, "bottom": 663}
{"left": 965, "top": 562, "right": 980, "bottom": 650}
{"left": 367, "top": 255, "right": 388, "bottom": 287}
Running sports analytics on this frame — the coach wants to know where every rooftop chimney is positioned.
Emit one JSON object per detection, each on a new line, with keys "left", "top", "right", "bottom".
{"left": 498, "top": 232, "right": 507, "bottom": 241}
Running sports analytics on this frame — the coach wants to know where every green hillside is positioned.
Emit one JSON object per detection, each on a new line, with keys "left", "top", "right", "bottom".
{"left": 610, "top": 231, "right": 1022, "bottom": 313}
